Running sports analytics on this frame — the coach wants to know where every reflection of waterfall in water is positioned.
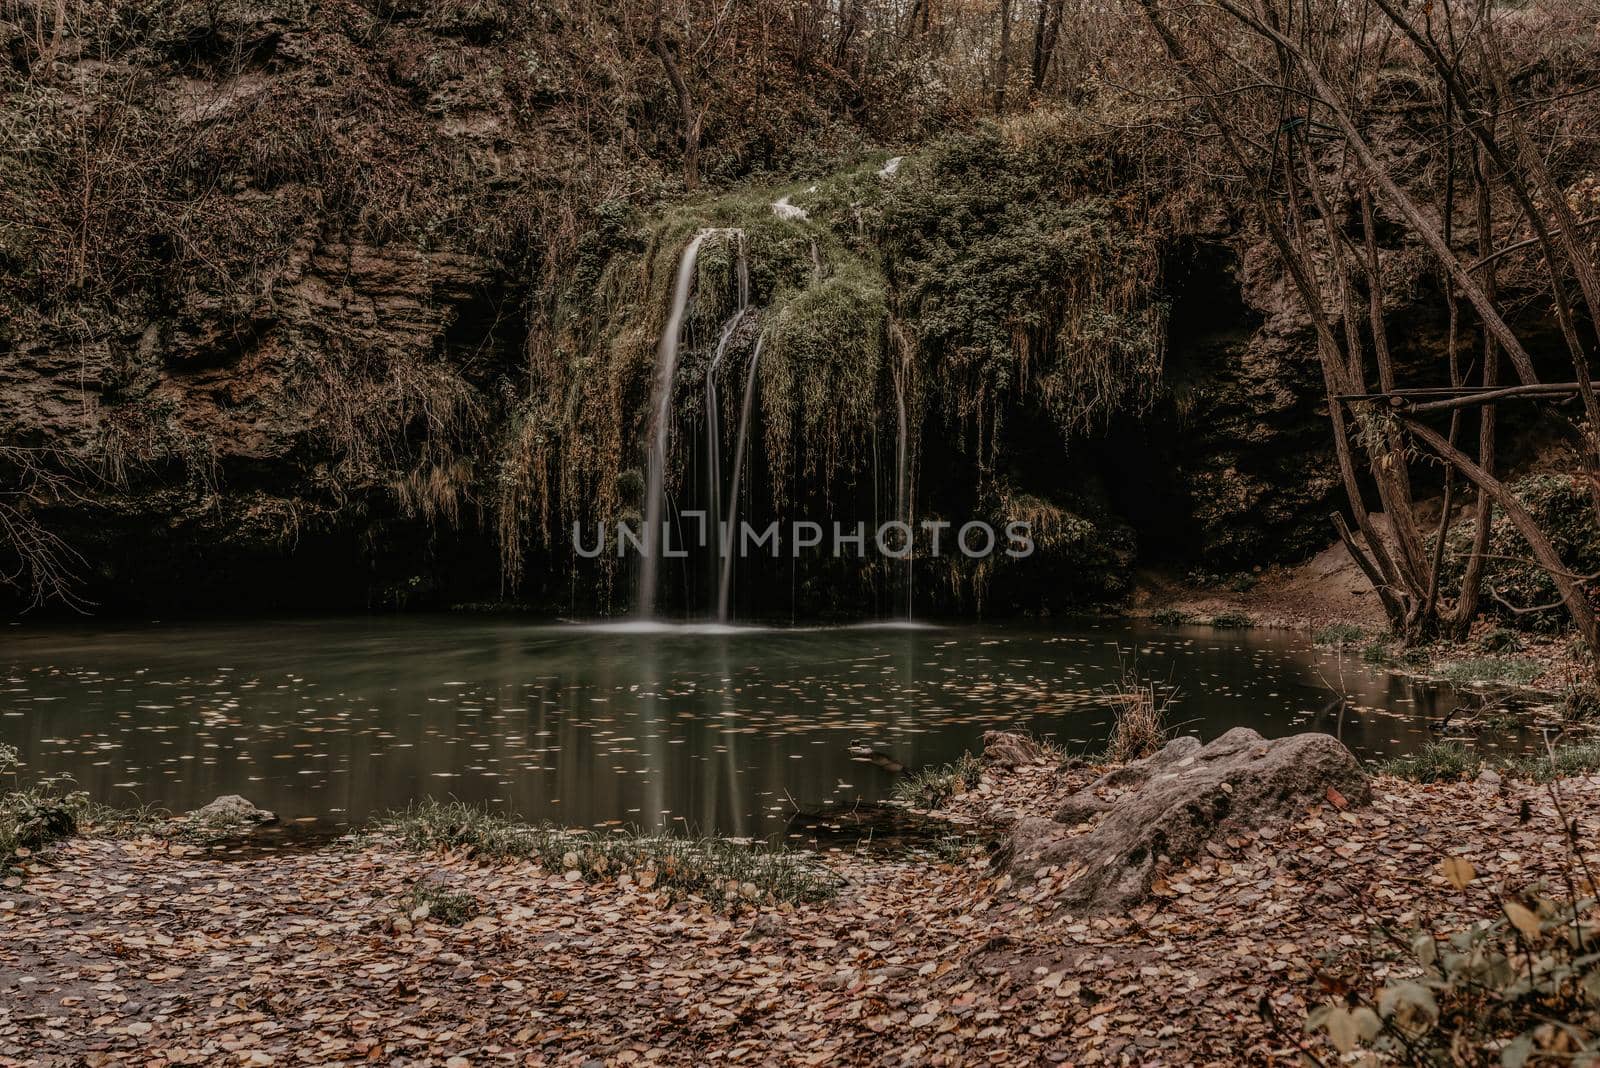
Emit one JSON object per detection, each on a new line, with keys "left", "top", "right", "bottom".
{"left": 639, "top": 231, "right": 713, "bottom": 618}
{"left": 719, "top": 335, "right": 764, "bottom": 622}
{"left": 705, "top": 236, "right": 750, "bottom": 613}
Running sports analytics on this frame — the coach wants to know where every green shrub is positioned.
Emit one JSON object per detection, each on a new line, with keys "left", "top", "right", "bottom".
{"left": 1210, "top": 611, "right": 1254, "bottom": 628}
{"left": 1364, "top": 637, "right": 1433, "bottom": 670}
{"left": 1478, "top": 627, "right": 1525, "bottom": 653}
{"left": 381, "top": 801, "right": 838, "bottom": 910}
{"left": 1397, "top": 644, "right": 1434, "bottom": 668}
{"left": 1361, "top": 641, "right": 1394, "bottom": 665}
{"left": 1, "top": 743, "right": 85, "bottom": 869}
{"left": 1558, "top": 684, "right": 1600, "bottom": 725}
{"left": 1307, "top": 861, "right": 1599, "bottom": 1063}
{"left": 1377, "top": 741, "right": 1481, "bottom": 783}
{"left": 1150, "top": 607, "right": 1194, "bottom": 626}
{"left": 892, "top": 752, "right": 982, "bottom": 809}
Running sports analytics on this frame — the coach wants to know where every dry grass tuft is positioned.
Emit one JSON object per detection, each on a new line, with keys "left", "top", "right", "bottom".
{"left": 1104, "top": 669, "right": 1178, "bottom": 763}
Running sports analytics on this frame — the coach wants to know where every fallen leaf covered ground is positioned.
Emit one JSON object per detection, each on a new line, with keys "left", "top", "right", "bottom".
{"left": 2, "top": 759, "right": 1596, "bottom": 1066}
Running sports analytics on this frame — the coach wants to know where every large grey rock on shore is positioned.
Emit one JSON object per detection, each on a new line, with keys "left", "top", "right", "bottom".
{"left": 1008, "top": 728, "right": 1369, "bottom": 912}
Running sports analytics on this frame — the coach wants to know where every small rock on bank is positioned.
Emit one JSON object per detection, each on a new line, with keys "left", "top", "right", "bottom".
{"left": 189, "top": 795, "right": 277, "bottom": 826}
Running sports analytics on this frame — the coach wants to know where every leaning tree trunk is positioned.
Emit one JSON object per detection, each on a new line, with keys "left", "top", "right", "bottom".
{"left": 651, "top": 9, "right": 703, "bottom": 191}
{"left": 1404, "top": 417, "right": 1600, "bottom": 677}
{"left": 993, "top": 0, "right": 1012, "bottom": 113}
{"left": 1450, "top": 143, "right": 1502, "bottom": 638}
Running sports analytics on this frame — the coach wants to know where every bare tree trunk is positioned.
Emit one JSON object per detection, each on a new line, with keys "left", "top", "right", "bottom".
{"left": 1451, "top": 142, "right": 1501, "bottom": 637}
{"left": 994, "top": 0, "right": 1012, "bottom": 113}
{"left": 1299, "top": 154, "right": 1433, "bottom": 626}
{"left": 1030, "top": 0, "right": 1063, "bottom": 94}
{"left": 1404, "top": 417, "right": 1599, "bottom": 675}
{"left": 1211, "top": 0, "right": 1541, "bottom": 385}
{"left": 1478, "top": 24, "right": 1600, "bottom": 518}
{"left": 1421, "top": 100, "right": 1462, "bottom": 626}
{"left": 1366, "top": 0, "right": 1600, "bottom": 473}
{"left": 1297, "top": 148, "right": 1431, "bottom": 607}
{"left": 652, "top": 7, "right": 703, "bottom": 191}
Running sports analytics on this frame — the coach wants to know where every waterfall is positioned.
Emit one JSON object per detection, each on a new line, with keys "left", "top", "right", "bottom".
{"left": 718, "top": 334, "right": 764, "bottom": 622}
{"left": 705, "top": 234, "right": 749, "bottom": 614}
{"left": 638, "top": 230, "right": 712, "bottom": 618}
{"left": 892, "top": 349, "right": 913, "bottom": 619}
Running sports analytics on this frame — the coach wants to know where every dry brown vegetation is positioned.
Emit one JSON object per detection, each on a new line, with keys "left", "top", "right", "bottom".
{"left": 1128, "top": 0, "right": 1600, "bottom": 665}
{"left": 2, "top": 0, "right": 1597, "bottom": 646}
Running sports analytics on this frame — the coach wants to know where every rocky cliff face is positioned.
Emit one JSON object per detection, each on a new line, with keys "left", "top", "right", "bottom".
{"left": 0, "top": 3, "right": 1565, "bottom": 617}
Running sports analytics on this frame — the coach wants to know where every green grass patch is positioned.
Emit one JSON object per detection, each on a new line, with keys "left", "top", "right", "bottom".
{"left": 1209, "top": 611, "right": 1254, "bottom": 628}
{"left": 1499, "top": 743, "right": 1600, "bottom": 783}
{"left": 1376, "top": 741, "right": 1482, "bottom": 783}
{"left": 1377, "top": 741, "right": 1600, "bottom": 784}
{"left": 1150, "top": 608, "right": 1194, "bottom": 626}
{"left": 380, "top": 800, "right": 839, "bottom": 910}
{"left": 891, "top": 752, "right": 982, "bottom": 809}
{"left": 1313, "top": 622, "right": 1367, "bottom": 647}
{"left": 1437, "top": 657, "right": 1542, "bottom": 688}
{"left": 404, "top": 880, "right": 480, "bottom": 926}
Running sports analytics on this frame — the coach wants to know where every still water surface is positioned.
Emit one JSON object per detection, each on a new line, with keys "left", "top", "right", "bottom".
{"left": 1, "top": 617, "right": 1497, "bottom": 835}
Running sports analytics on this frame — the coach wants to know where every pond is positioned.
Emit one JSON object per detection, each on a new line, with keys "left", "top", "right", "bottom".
{"left": 0, "top": 616, "right": 1506, "bottom": 837}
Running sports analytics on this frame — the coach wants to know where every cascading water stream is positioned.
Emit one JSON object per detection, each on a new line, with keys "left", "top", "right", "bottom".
{"left": 638, "top": 230, "right": 712, "bottom": 619}
{"left": 892, "top": 349, "right": 913, "bottom": 619}
{"left": 718, "top": 334, "right": 764, "bottom": 622}
{"left": 704, "top": 235, "right": 750, "bottom": 613}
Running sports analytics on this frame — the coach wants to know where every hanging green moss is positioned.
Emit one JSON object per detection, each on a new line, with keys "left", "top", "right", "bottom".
{"left": 759, "top": 262, "right": 889, "bottom": 502}
{"left": 492, "top": 121, "right": 1177, "bottom": 600}
{"left": 880, "top": 123, "right": 1168, "bottom": 465}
